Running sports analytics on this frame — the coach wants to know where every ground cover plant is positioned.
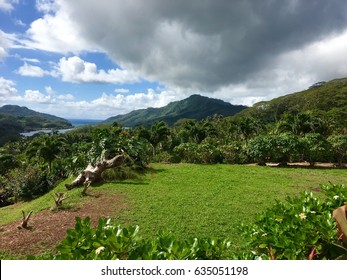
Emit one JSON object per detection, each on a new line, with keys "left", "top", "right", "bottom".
{"left": 1, "top": 163, "right": 346, "bottom": 259}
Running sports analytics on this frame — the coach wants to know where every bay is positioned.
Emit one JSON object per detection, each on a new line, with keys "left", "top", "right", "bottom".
{"left": 20, "top": 119, "right": 102, "bottom": 137}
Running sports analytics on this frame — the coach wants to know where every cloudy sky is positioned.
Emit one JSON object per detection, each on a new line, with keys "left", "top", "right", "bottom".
{"left": 1, "top": 0, "right": 347, "bottom": 120}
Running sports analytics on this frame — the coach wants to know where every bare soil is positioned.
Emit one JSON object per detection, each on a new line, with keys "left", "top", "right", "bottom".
{"left": 0, "top": 191, "right": 127, "bottom": 258}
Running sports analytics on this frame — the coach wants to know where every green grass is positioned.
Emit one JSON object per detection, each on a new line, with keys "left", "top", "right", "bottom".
{"left": 99, "top": 164, "right": 347, "bottom": 251}
{"left": 0, "top": 177, "right": 86, "bottom": 226}
{"left": 1, "top": 163, "right": 346, "bottom": 255}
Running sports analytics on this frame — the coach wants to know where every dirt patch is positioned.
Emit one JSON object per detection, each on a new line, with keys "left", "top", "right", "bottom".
{"left": 0, "top": 191, "right": 127, "bottom": 258}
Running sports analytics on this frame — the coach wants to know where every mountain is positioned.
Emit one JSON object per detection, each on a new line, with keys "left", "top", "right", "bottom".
{"left": 0, "top": 105, "right": 72, "bottom": 145}
{"left": 103, "top": 94, "right": 248, "bottom": 127}
{"left": 0, "top": 105, "right": 70, "bottom": 122}
{"left": 236, "top": 77, "right": 347, "bottom": 127}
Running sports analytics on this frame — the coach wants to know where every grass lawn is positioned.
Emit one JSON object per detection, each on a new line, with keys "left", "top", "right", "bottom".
{"left": 1, "top": 163, "right": 346, "bottom": 255}
{"left": 99, "top": 163, "right": 347, "bottom": 251}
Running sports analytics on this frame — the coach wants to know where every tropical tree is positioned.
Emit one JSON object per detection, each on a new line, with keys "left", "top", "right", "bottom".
{"left": 233, "top": 117, "right": 264, "bottom": 141}
{"left": 274, "top": 112, "right": 327, "bottom": 136}
{"left": 272, "top": 133, "right": 301, "bottom": 165}
{"left": 246, "top": 135, "right": 274, "bottom": 165}
{"left": 25, "top": 134, "right": 66, "bottom": 172}
{"left": 138, "top": 121, "right": 170, "bottom": 156}
{"left": 327, "top": 134, "right": 347, "bottom": 167}
{"left": 301, "top": 133, "right": 332, "bottom": 166}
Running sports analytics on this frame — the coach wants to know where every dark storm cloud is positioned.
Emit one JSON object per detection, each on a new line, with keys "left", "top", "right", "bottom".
{"left": 64, "top": 0, "right": 347, "bottom": 91}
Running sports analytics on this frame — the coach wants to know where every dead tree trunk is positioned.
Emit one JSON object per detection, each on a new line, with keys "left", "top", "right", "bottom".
{"left": 65, "top": 154, "right": 125, "bottom": 194}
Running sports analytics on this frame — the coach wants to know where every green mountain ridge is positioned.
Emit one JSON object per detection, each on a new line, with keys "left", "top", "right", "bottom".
{"left": 0, "top": 105, "right": 70, "bottom": 122}
{"left": 0, "top": 105, "right": 72, "bottom": 145}
{"left": 103, "top": 94, "right": 248, "bottom": 127}
{"left": 236, "top": 77, "right": 347, "bottom": 128}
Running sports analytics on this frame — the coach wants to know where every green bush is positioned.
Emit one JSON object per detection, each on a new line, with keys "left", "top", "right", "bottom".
{"left": 173, "top": 143, "right": 223, "bottom": 164}
{"left": 3, "top": 166, "right": 58, "bottom": 201}
{"left": 238, "top": 183, "right": 347, "bottom": 260}
{"left": 34, "top": 217, "right": 231, "bottom": 260}
{"left": 220, "top": 142, "right": 247, "bottom": 164}
{"left": 327, "top": 134, "right": 347, "bottom": 166}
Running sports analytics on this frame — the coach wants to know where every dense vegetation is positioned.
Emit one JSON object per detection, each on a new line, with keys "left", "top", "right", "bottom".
{"left": 0, "top": 78, "right": 346, "bottom": 259}
{"left": 103, "top": 94, "right": 247, "bottom": 126}
{"left": 1, "top": 108, "right": 346, "bottom": 206}
{"left": 236, "top": 78, "right": 347, "bottom": 130}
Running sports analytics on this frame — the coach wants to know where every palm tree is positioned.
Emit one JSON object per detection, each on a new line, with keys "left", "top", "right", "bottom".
{"left": 275, "top": 112, "right": 326, "bottom": 136}
{"left": 26, "top": 135, "right": 65, "bottom": 172}
{"left": 137, "top": 121, "right": 170, "bottom": 156}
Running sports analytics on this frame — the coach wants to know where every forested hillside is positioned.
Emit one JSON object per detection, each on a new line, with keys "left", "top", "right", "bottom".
{"left": 103, "top": 94, "right": 247, "bottom": 127}
{"left": 236, "top": 78, "right": 347, "bottom": 129}
{"left": 0, "top": 105, "right": 72, "bottom": 146}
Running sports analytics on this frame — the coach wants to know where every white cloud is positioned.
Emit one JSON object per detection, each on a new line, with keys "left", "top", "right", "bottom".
{"left": 0, "top": 30, "right": 14, "bottom": 60}
{"left": 35, "top": 0, "right": 59, "bottom": 14}
{"left": 23, "top": 88, "right": 75, "bottom": 104}
{"left": 0, "top": 0, "right": 13, "bottom": 11}
{"left": 22, "top": 57, "right": 40, "bottom": 63}
{"left": 0, "top": 76, "right": 18, "bottom": 96}
{"left": 114, "top": 88, "right": 129, "bottom": 93}
{"left": 44, "top": 86, "right": 54, "bottom": 94}
{"left": 58, "top": 56, "right": 140, "bottom": 84}
{"left": 4, "top": 86, "right": 182, "bottom": 119}
{"left": 14, "top": 19, "right": 26, "bottom": 27}
{"left": 22, "top": 1, "right": 95, "bottom": 54}
{"left": 91, "top": 89, "right": 179, "bottom": 112}
{"left": 17, "top": 62, "right": 49, "bottom": 77}
{"left": 24, "top": 89, "right": 52, "bottom": 103}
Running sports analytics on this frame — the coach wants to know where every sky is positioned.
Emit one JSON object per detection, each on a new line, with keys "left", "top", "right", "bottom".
{"left": 1, "top": 0, "right": 347, "bottom": 120}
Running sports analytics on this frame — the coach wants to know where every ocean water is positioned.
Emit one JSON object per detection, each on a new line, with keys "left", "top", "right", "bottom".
{"left": 20, "top": 119, "right": 102, "bottom": 137}
{"left": 68, "top": 119, "right": 102, "bottom": 126}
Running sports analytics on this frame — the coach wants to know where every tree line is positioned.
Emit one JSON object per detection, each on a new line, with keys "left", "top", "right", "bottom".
{"left": 0, "top": 111, "right": 346, "bottom": 207}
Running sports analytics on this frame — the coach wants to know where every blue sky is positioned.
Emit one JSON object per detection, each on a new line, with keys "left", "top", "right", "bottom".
{"left": 1, "top": 0, "right": 347, "bottom": 120}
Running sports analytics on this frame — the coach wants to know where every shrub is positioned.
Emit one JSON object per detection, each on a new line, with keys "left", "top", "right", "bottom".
{"left": 238, "top": 183, "right": 347, "bottom": 260}
{"left": 35, "top": 217, "right": 231, "bottom": 260}
{"left": 327, "top": 134, "right": 347, "bottom": 166}
{"left": 246, "top": 135, "right": 274, "bottom": 165}
{"left": 173, "top": 143, "right": 199, "bottom": 163}
{"left": 3, "top": 166, "right": 58, "bottom": 201}
{"left": 220, "top": 142, "right": 248, "bottom": 164}
{"left": 271, "top": 133, "right": 301, "bottom": 164}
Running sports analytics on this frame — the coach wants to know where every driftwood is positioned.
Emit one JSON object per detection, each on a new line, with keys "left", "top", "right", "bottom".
{"left": 65, "top": 154, "right": 125, "bottom": 195}
{"left": 18, "top": 210, "right": 33, "bottom": 229}
{"left": 52, "top": 192, "right": 69, "bottom": 208}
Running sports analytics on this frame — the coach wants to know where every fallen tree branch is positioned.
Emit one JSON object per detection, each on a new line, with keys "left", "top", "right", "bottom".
{"left": 65, "top": 154, "right": 125, "bottom": 193}
{"left": 18, "top": 210, "right": 33, "bottom": 229}
{"left": 52, "top": 192, "right": 69, "bottom": 208}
